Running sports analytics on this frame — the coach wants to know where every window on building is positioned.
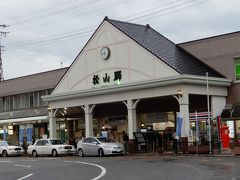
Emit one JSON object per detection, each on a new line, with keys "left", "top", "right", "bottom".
{"left": 0, "top": 97, "right": 3, "bottom": 111}
{"left": 13, "top": 95, "right": 21, "bottom": 110}
{"left": 33, "top": 91, "right": 39, "bottom": 107}
{"left": 22, "top": 93, "right": 29, "bottom": 109}
{"left": 39, "top": 90, "right": 47, "bottom": 106}
{"left": 235, "top": 58, "right": 240, "bottom": 81}
{"left": 29, "top": 92, "right": 34, "bottom": 108}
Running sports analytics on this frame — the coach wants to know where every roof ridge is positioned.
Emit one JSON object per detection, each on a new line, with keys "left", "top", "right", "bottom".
{"left": 178, "top": 30, "right": 240, "bottom": 45}
{"left": 0, "top": 67, "right": 68, "bottom": 83}
{"left": 107, "top": 17, "right": 177, "bottom": 46}
{"left": 106, "top": 17, "right": 147, "bottom": 28}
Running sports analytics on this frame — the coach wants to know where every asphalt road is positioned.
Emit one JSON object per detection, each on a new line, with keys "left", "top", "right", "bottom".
{"left": 0, "top": 155, "right": 239, "bottom": 180}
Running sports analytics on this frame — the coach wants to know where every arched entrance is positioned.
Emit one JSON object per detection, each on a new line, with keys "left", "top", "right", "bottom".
{"left": 134, "top": 96, "right": 179, "bottom": 152}
{"left": 92, "top": 102, "right": 128, "bottom": 142}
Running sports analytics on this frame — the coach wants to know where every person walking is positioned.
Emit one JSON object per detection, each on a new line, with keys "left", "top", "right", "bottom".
{"left": 122, "top": 131, "right": 129, "bottom": 153}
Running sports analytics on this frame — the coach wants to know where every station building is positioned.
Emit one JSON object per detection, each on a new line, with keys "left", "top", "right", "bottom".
{"left": 1, "top": 17, "right": 238, "bottom": 152}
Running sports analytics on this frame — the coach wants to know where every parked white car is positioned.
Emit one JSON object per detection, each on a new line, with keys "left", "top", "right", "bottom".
{"left": 27, "top": 139, "right": 76, "bottom": 157}
{"left": 77, "top": 137, "right": 125, "bottom": 157}
{"left": 0, "top": 141, "right": 24, "bottom": 157}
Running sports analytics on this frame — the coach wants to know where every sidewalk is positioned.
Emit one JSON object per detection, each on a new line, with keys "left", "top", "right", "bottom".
{"left": 126, "top": 151, "right": 238, "bottom": 158}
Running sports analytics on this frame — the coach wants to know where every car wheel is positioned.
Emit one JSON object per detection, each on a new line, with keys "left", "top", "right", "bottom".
{"left": 2, "top": 150, "right": 7, "bottom": 157}
{"left": 78, "top": 149, "right": 84, "bottom": 157}
{"left": 52, "top": 149, "right": 58, "bottom": 157}
{"left": 98, "top": 148, "right": 104, "bottom": 157}
{"left": 32, "top": 150, "right": 38, "bottom": 158}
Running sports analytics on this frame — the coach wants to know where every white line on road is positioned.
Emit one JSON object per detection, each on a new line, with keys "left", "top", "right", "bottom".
{"left": 0, "top": 161, "right": 13, "bottom": 163}
{"left": 172, "top": 162, "right": 203, "bottom": 180}
{"left": 14, "top": 164, "right": 31, "bottom": 168}
{"left": 16, "top": 173, "right": 33, "bottom": 180}
{"left": 64, "top": 161, "right": 106, "bottom": 180}
{"left": 20, "top": 159, "right": 38, "bottom": 162}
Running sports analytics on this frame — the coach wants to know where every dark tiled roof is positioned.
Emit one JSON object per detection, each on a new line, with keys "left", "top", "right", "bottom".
{"left": 107, "top": 18, "right": 224, "bottom": 78}
{"left": 0, "top": 68, "right": 68, "bottom": 97}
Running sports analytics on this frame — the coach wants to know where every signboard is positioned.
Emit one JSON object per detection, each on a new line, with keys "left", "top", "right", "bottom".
{"left": 226, "top": 121, "right": 234, "bottom": 138}
{"left": 92, "top": 71, "right": 122, "bottom": 86}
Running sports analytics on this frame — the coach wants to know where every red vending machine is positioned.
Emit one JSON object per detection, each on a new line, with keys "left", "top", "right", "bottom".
{"left": 221, "top": 125, "right": 230, "bottom": 149}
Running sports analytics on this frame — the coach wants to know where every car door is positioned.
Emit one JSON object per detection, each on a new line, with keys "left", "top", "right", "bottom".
{"left": 81, "top": 138, "right": 91, "bottom": 155}
{"left": 88, "top": 138, "right": 99, "bottom": 156}
{"left": 0, "top": 142, "right": 3, "bottom": 155}
{"left": 35, "top": 140, "right": 43, "bottom": 155}
{"left": 41, "top": 140, "right": 51, "bottom": 155}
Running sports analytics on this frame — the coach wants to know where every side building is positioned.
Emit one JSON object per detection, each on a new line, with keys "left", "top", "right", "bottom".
{"left": 0, "top": 68, "right": 67, "bottom": 145}
{"left": 179, "top": 31, "right": 240, "bottom": 145}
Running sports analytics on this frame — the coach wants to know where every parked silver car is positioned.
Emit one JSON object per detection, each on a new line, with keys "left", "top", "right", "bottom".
{"left": 27, "top": 139, "right": 76, "bottom": 157}
{"left": 0, "top": 141, "right": 24, "bottom": 157}
{"left": 77, "top": 137, "right": 125, "bottom": 157}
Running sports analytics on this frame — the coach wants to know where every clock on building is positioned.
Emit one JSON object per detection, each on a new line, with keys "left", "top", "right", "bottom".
{"left": 100, "top": 47, "right": 110, "bottom": 60}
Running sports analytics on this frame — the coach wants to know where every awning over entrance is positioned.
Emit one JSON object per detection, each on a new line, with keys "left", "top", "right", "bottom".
{"left": 221, "top": 108, "right": 240, "bottom": 119}
{"left": 232, "top": 108, "right": 240, "bottom": 118}
{"left": 0, "top": 106, "right": 48, "bottom": 124}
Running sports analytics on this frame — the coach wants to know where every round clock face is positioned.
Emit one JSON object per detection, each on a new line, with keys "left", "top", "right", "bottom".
{"left": 100, "top": 47, "right": 110, "bottom": 60}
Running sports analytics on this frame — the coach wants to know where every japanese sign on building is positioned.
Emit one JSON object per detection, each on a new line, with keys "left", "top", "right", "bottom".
{"left": 92, "top": 70, "right": 122, "bottom": 86}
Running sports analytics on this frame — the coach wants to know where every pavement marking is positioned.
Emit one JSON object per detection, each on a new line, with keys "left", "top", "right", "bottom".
{"left": 42, "top": 157, "right": 58, "bottom": 160}
{"left": 172, "top": 162, "right": 203, "bottom": 180}
{"left": 64, "top": 161, "right": 106, "bottom": 180}
{"left": 20, "top": 159, "right": 38, "bottom": 162}
{"left": 16, "top": 173, "right": 33, "bottom": 180}
{"left": 0, "top": 161, "right": 13, "bottom": 163}
{"left": 14, "top": 164, "right": 31, "bottom": 168}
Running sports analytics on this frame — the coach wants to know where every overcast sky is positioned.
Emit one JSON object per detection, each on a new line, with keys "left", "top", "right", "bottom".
{"left": 0, "top": 0, "right": 240, "bottom": 79}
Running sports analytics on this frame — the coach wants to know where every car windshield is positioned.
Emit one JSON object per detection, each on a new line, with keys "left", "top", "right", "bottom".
{"left": 49, "top": 140, "right": 63, "bottom": 145}
{"left": 97, "top": 137, "right": 115, "bottom": 143}
{"left": 0, "top": 141, "right": 9, "bottom": 146}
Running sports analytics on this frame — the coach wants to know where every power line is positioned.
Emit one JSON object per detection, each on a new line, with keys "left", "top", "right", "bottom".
{"left": 132, "top": 0, "right": 209, "bottom": 23}
{"left": 9, "top": 0, "right": 103, "bottom": 26}
{"left": 12, "top": 0, "right": 133, "bottom": 32}
{"left": 6, "top": 0, "right": 210, "bottom": 51}
{"left": 7, "top": 0, "right": 83, "bottom": 23}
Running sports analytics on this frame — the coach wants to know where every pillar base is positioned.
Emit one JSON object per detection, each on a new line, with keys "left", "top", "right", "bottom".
{"left": 180, "top": 137, "right": 188, "bottom": 154}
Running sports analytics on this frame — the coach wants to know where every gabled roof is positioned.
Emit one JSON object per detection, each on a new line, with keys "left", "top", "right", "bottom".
{"left": 106, "top": 17, "right": 224, "bottom": 78}
{"left": 0, "top": 68, "right": 68, "bottom": 97}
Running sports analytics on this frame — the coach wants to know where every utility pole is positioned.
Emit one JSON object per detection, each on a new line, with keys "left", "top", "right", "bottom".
{"left": 0, "top": 24, "right": 9, "bottom": 81}
{"left": 206, "top": 72, "right": 212, "bottom": 155}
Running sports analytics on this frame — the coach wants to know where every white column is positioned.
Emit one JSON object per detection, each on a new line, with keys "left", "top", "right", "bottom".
{"left": 127, "top": 100, "right": 137, "bottom": 140}
{"left": 49, "top": 110, "right": 57, "bottom": 139}
{"left": 211, "top": 96, "right": 226, "bottom": 118}
{"left": 179, "top": 93, "right": 190, "bottom": 137}
{"left": 84, "top": 105, "right": 93, "bottom": 137}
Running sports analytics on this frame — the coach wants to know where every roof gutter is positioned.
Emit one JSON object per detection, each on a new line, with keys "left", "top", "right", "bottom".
{"left": 42, "top": 75, "right": 231, "bottom": 102}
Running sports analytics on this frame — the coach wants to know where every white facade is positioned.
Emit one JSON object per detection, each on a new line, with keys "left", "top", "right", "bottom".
{"left": 43, "top": 19, "right": 231, "bottom": 148}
